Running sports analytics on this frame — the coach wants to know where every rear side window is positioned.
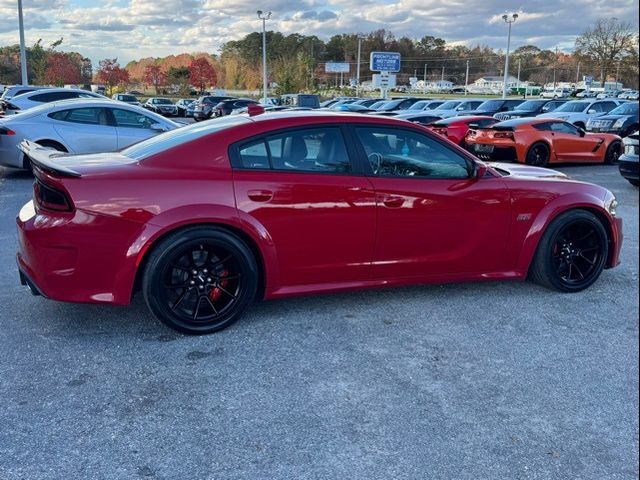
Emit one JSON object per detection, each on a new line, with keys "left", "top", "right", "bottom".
{"left": 48, "top": 107, "right": 107, "bottom": 125}
{"left": 30, "top": 92, "right": 78, "bottom": 102}
{"left": 236, "top": 127, "right": 352, "bottom": 173}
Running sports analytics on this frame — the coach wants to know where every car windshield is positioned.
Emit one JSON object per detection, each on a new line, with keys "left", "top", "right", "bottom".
{"left": 370, "top": 101, "right": 389, "bottom": 110}
{"left": 515, "top": 100, "right": 546, "bottom": 111}
{"left": 122, "top": 116, "right": 250, "bottom": 161}
{"left": 408, "top": 101, "right": 431, "bottom": 110}
{"left": 120, "top": 95, "right": 137, "bottom": 102}
{"left": 380, "top": 100, "right": 403, "bottom": 111}
{"left": 154, "top": 99, "right": 173, "bottom": 105}
{"left": 609, "top": 102, "right": 639, "bottom": 115}
{"left": 554, "top": 102, "right": 590, "bottom": 113}
{"left": 476, "top": 100, "right": 503, "bottom": 111}
{"left": 436, "top": 101, "right": 461, "bottom": 110}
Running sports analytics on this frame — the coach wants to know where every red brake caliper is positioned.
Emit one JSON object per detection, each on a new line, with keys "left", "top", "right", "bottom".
{"left": 209, "top": 269, "right": 228, "bottom": 301}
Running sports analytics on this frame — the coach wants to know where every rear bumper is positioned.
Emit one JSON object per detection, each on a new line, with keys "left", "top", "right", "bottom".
{"left": 16, "top": 200, "right": 142, "bottom": 305}
{"left": 468, "top": 144, "right": 518, "bottom": 162}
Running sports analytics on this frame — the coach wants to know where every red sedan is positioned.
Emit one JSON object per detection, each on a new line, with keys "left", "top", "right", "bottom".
{"left": 17, "top": 112, "right": 623, "bottom": 334}
{"left": 427, "top": 115, "right": 498, "bottom": 147}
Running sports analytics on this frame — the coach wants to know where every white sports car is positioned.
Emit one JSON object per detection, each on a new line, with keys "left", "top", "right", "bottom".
{"left": 2, "top": 87, "right": 106, "bottom": 115}
{"left": 0, "top": 99, "right": 180, "bottom": 170}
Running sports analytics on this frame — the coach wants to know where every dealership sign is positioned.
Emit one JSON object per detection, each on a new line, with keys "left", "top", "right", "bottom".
{"left": 325, "top": 62, "right": 350, "bottom": 73}
{"left": 370, "top": 52, "right": 401, "bottom": 72}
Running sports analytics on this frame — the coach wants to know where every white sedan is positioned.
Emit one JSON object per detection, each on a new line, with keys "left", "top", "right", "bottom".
{"left": 2, "top": 87, "right": 106, "bottom": 115}
{"left": 0, "top": 99, "right": 180, "bottom": 169}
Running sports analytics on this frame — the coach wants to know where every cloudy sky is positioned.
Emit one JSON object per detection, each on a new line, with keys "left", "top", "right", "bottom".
{"left": 0, "top": 0, "right": 638, "bottom": 65}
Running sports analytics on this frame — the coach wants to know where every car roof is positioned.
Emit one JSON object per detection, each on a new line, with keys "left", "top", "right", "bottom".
{"left": 17, "top": 87, "right": 98, "bottom": 97}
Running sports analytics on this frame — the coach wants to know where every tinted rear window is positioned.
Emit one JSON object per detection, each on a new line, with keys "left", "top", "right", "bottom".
{"left": 122, "top": 116, "right": 250, "bottom": 160}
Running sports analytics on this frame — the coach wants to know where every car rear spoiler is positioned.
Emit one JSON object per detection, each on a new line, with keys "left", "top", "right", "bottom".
{"left": 18, "top": 140, "right": 81, "bottom": 178}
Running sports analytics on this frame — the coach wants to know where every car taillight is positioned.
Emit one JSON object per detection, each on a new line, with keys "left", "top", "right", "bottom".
{"left": 33, "top": 180, "right": 73, "bottom": 212}
{"left": 433, "top": 127, "right": 448, "bottom": 136}
{"left": 0, "top": 126, "right": 15, "bottom": 135}
{"left": 467, "top": 130, "right": 477, "bottom": 137}
{"left": 494, "top": 131, "right": 514, "bottom": 139}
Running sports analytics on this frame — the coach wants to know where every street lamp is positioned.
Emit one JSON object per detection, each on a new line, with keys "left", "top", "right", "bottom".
{"left": 356, "top": 36, "right": 363, "bottom": 97}
{"left": 257, "top": 10, "right": 272, "bottom": 103}
{"left": 501, "top": 13, "right": 518, "bottom": 99}
{"left": 18, "top": 0, "right": 28, "bottom": 85}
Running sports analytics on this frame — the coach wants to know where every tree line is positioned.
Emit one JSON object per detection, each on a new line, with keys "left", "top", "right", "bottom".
{"left": 1, "top": 18, "right": 637, "bottom": 93}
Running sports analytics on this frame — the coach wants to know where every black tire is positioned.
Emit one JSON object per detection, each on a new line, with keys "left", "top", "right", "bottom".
{"left": 525, "top": 141, "right": 550, "bottom": 167}
{"left": 605, "top": 141, "right": 622, "bottom": 165}
{"left": 529, "top": 210, "right": 608, "bottom": 292}
{"left": 142, "top": 226, "right": 259, "bottom": 334}
{"left": 628, "top": 179, "right": 640, "bottom": 187}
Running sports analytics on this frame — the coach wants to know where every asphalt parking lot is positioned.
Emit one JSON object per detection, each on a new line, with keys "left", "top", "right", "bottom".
{"left": 0, "top": 164, "right": 638, "bottom": 479}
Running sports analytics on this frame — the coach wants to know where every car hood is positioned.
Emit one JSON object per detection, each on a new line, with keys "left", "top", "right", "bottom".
{"left": 593, "top": 114, "right": 634, "bottom": 121}
{"left": 537, "top": 112, "right": 573, "bottom": 119}
{"left": 488, "top": 162, "right": 570, "bottom": 180}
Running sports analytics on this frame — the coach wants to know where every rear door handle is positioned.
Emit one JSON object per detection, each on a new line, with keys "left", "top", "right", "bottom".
{"left": 247, "top": 189, "right": 273, "bottom": 202}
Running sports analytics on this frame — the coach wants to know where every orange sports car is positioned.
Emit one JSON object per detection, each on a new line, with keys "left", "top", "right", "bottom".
{"left": 465, "top": 117, "right": 623, "bottom": 166}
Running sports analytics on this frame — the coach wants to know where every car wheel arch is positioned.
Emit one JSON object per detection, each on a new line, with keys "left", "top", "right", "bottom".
{"left": 131, "top": 219, "right": 274, "bottom": 303}
{"left": 516, "top": 197, "right": 615, "bottom": 274}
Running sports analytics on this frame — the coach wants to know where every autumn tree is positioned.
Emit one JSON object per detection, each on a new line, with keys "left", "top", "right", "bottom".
{"left": 575, "top": 18, "right": 638, "bottom": 86}
{"left": 43, "top": 52, "right": 81, "bottom": 86}
{"left": 189, "top": 57, "right": 217, "bottom": 93}
{"left": 96, "top": 58, "right": 129, "bottom": 95}
{"left": 143, "top": 64, "right": 166, "bottom": 95}
{"left": 167, "top": 66, "right": 191, "bottom": 95}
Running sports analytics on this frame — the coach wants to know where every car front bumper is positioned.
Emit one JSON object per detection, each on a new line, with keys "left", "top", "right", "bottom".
{"left": 618, "top": 154, "right": 639, "bottom": 181}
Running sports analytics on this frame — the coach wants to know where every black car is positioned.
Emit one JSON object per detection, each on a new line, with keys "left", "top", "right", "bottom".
{"left": 618, "top": 131, "right": 639, "bottom": 186}
{"left": 374, "top": 97, "right": 422, "bottom": 113}
{"left": 493, "top": 99, "right": 568, "bottom": 120}
{"left": 192, "top": 95, "right": 234, "bottom": 121}
{"left": 462, "top": 99, "right": 524, "bottom": 117}
{"left": 213, "top": 98, "right": 259, "bottom": 117}
{"left": 586, "top": 102, "right": 639, "bottom": 137}
{"left": 143, "top": 97, "right": 179, "bottom": 116}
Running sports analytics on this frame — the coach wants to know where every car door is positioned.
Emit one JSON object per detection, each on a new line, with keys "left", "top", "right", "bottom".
{"left": 548, "top": 121, "right": 601, "bottom": 162}
{"left": 108, "top": 107, "right": 165, "bottom": 148}
{"left": 231, "top": 126, "right": 377, "bottom": 289}
{"left": 51, "top": 107, "right": 118, "bottom": 153}
{"left": 351, "top": 125, "right": 511, "bottom": 279}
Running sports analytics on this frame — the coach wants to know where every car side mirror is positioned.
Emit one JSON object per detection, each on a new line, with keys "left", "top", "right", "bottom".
{"left": 587, "top": 109, "right": 596, "bottom": 114}
{"left": 578, "top": 128, "right": 586, "bottom": 137}
{"left": 474, "top": 162, "right": 488, "bottom": 179}
{"left": 150, "top": 123, "right": 168, "bottom": 132}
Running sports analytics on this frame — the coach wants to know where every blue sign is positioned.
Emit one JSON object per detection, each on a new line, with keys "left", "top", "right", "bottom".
{"left": 370, "top": 52, "right": 401, "bottom": 72}
{"left": 584, "top": 75, "right": 594, "bottom": 86}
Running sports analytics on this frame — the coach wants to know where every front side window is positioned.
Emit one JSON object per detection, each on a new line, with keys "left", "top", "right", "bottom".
{"left": 111, "top": 109, "right": 155, "bottom": 129}
{"left": 30, "top": 91, "right": 78, "bottom": 103}
{"left": 550, "top": 122, "right": 580, "bottom": 135}
{"left": 355, "top": 127, "right": 471, "bottom": 179}
{"left": 237, "top": 127, "right": 352, "bottom": 173}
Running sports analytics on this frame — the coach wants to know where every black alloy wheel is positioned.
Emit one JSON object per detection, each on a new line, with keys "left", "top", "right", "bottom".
{"left": 530, "top": 210, "right": 608, "bottom": 292}
{"left": 526, "top": 142, "right": 550, "bottom": 167}
{"left": 143, "top": 227, "right": 258, "bottom": 334}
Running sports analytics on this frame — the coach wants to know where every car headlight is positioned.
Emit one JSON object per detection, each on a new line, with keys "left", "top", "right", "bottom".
{"left": 613, "top": 119, "right": 625, "bottom": 129}
{"left": 606, "top": 197, "right": 619, "bottom": 217}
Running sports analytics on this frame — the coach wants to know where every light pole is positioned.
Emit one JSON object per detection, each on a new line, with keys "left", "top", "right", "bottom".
{"left": 501, "top": 13, "right": 518, "bottom": 99}
{"left": 257, "top": 10, "right": 271, "bottom": 103}
{"left": 356, "top": 36, "right": 362, "bottom": 97}
{"left": 18, "top": 0, "right": 28, "bottom": 85}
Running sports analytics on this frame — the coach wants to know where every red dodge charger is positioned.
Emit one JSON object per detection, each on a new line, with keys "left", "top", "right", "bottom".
{"left": 17, "top": 111, "right": 623, "bottom": 334}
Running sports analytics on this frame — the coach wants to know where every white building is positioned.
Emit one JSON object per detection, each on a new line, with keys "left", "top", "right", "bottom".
{"left": 417, "top": 79, "right": 454, "bottom": 92}
{"left": 471, "top": 75, "right": 519, "bottom": 94}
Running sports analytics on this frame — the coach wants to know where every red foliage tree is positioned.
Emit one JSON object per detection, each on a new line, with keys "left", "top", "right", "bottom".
{"left": 96, "top": 58, "right": 130, "bottom": 95}
{"left": 143, "top": 64, "right": 166, "bottom": 95}
{"left": 44, "top": 52, "right": 82, "bottom": 86}
{"left": 189, "top": 58, "right": 217, "bottom": 93}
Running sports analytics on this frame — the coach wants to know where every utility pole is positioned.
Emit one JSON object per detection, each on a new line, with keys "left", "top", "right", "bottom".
{"left": 356, "top": 36, "right": 362, "bottom": 96}
{"left": 257, "top": 10, "right": 272, "bottom": 103}
{"left": 18, "top": 0, "right": 28, "bottom": 85}
{"left": 615, "top": 59, "right": 621, "bottom": 87}
{"left": 501, "top": 13, "right": 518, "bottom": 98}
{"left": 464, "top": 60, "right": 469, "bottom": 96}
{"left": 553, "top": 46, "right": 558, "bottom": 89}
{"left": 576, "top": 61, "right": 580, "bottom": 85}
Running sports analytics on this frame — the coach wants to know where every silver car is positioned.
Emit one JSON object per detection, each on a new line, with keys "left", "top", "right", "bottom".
{"left": 0, "top": 99, "right": 179, "bottom": 169}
